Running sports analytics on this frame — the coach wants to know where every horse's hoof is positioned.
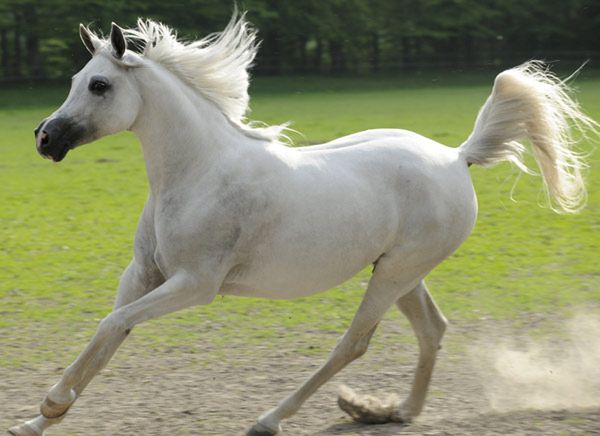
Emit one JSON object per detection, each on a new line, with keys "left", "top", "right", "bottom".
{"left": 39, "top": 392, "right": 74, "bottom": 419}
{"left": 7, "top": 422, "right": 43, "bottom": 436}
{"left": 39, "top": 386, "right": 76, "bottom": 419}
{"left": 245, "top": 422, "right": 279, "bottom": 436}
{"left": 337, "top": 384, "right": 401, "bottom": 424}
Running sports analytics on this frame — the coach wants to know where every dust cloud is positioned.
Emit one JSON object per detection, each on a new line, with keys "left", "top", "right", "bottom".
{"left": 471, "top": 314, "right": 600, "bottom": 411}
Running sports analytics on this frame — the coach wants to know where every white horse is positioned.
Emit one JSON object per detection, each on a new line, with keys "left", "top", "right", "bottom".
{"left": 10, "top": 14, "right": 597, "bottom": 436}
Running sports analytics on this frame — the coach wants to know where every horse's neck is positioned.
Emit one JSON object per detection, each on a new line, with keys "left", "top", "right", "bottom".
{"left": 131, "top": 68, "right": 250, "bottom": 196}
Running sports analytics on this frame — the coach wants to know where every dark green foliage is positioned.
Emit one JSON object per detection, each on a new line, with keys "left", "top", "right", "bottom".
{"left": 0, "top": 0, "right": 599, "bottom": 81}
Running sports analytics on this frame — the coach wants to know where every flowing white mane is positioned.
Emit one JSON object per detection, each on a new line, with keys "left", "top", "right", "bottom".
{"left": 92, "top": 14, "right": 286, "bottom": 141}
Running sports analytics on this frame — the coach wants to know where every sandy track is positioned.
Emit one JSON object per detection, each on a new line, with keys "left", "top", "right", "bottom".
{"left": 3, "top": 317, "right": 599, "bottom": 435}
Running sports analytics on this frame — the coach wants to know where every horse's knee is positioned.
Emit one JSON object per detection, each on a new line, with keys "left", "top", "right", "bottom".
{"left": 352, "top": 335, "right": 371, "bottom": 359}
{"left": 335, "top": 327, "right": 376, "bottom": 362}
{"left": 97, "top": 311, "right": 128, "bottom": 339}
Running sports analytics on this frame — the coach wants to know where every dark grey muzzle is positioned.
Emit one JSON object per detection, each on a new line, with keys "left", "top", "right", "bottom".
{"left": 35, "top": 117, "right": 86, "bottom": 162}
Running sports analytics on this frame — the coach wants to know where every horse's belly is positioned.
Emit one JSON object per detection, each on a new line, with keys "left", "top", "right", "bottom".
{"left": 220, "top": 255, "right": 372, "bottom": 299}
{"left": 219, "top": 228, "right": 390, "bottom": 299}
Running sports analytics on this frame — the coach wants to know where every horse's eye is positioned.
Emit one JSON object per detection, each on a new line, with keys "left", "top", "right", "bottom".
{"left": 89, "top": 77, "right": 110, "bottom": 95}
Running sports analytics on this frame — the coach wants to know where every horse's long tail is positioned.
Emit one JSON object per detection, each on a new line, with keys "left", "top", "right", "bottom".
{"left": 459, "top": 61, "right": 598, "bottom": 213}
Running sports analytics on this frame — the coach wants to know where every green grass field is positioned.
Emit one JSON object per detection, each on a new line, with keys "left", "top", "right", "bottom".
{"left": 1, "top": 71, "right": 599, "bottom": 367}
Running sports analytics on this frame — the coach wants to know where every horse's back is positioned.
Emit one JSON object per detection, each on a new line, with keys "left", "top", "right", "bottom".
{"left": 301, "top": 128, "right": 419, "bottom": 151}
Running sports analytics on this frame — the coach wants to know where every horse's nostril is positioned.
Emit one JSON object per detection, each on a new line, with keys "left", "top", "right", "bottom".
{"left": 40, "top": 131, "right": 49, "bottom": 146}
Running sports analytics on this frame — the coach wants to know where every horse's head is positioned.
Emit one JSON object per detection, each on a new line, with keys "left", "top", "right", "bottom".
{"left": 35, "top": 23, "right": 142, "bottom": 162}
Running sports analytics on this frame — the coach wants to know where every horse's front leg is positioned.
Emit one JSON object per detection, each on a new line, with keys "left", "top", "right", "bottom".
{"left": 44, "top": 261, "right": 164, "bottom": 416}
{"left": 9, "top": 269, "right": 211, "bottom": 436}
{"left": 8, "top": 260, "right": 161, "bottom": 436}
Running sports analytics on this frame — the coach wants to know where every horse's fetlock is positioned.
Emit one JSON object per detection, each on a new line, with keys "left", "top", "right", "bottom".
{"left": 393, "top": 400, "right": 422, "bottom": 422}
{"left": 47, "top": 383, "right": 76, "bottom": 406}
{"left": 255, "top": 412, "right": 282, "bottom": 435}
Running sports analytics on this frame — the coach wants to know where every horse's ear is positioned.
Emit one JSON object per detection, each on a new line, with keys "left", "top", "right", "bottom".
{"left": 110, "top": 22, "right": 127, "bottom": 59}
{"left": 79, "top": 24, "right": 97, "bottom": 55}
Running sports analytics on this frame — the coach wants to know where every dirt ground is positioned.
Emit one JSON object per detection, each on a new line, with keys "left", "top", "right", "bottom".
{"left": 2, "top": 316, "right": 599, "bottom": 435}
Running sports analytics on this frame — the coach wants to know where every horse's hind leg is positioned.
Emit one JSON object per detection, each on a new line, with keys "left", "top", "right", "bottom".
{"left": 338, "top": 280, "right": 447, "bottom": 423}
{"left": 396, "top": 281, "right": 447, "bottom": 420}
{"left": 247, "top": 255, "right": 429, "bottom": 436}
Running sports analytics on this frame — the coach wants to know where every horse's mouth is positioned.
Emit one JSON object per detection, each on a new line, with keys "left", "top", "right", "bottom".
{"left": 40, "top": 143, "right": 72, "bottom": 162}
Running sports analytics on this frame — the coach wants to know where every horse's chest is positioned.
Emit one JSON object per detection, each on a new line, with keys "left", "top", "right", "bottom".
{"left": 149, "top": 190, "right": 269, "bottom": 276}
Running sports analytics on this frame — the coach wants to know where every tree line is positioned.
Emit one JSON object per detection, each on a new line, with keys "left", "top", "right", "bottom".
{"left": 1, "top": 0, "right": 599, "bottom": 81}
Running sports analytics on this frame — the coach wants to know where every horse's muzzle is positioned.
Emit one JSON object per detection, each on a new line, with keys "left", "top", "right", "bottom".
{"left": 35, "top": 117, "right": 86, "bottom": 162}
